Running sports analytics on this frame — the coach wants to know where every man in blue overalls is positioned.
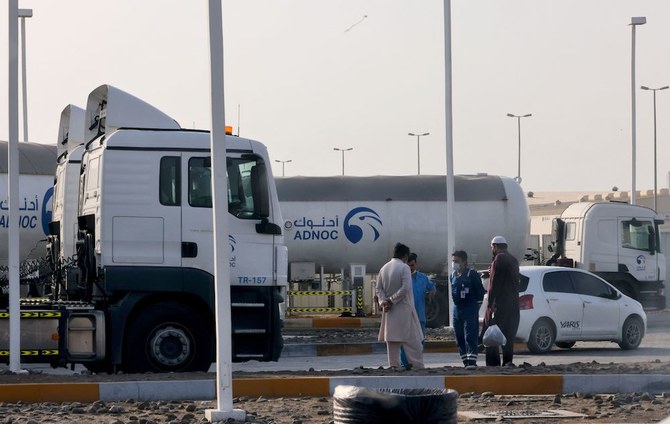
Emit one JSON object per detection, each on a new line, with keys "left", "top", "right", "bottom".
{"left": 400, "top": 253, "right": 436, "bottom": 369}
{"left": 451, "top": 250, "right": 485, "bottom": 369}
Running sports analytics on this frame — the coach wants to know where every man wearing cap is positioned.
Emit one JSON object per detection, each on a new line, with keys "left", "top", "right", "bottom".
{"left": 484, "top": 235, "right": 520, "bottom": 366}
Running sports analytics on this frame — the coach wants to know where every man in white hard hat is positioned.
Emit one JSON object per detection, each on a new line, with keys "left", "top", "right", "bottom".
{"left": 483, "top": 235, "right": 520, "bottom": 366}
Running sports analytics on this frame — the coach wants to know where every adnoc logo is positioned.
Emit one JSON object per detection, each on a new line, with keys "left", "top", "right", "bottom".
{"left": 636, "top": 254, "right": 646, "bottom": 271}
{"left": 229, "top": 235, "right": 237, "bottom": 268}
{"left": 343, "top": 207, "right": 383, "bottom": 244}
{"left": 41, "top": 187, "right": 54, "bottom": 236}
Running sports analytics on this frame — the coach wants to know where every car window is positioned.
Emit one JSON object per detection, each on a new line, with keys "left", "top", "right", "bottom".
{"left": 571, "top": 272, "right": 616, "bottom": 299}
{"left": 518, "top": 273, "right": 530, "bottom": 292}
{"left": 542, "top": 270, "right": 576, "bottom": 294}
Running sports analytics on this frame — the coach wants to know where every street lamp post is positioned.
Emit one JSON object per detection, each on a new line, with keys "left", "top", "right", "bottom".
{"left": 274, "top": 159, "right": 292, "bottom": 177}
{"left": 641, "top": 85, "right": 669, "bottom": 211}
{"left": 630, "top": 16, "right": 646, "bottom": 205}
{"left": 408, "top": 132, "right": 429, "bottom": 175}
{"left": 18, "top": 8, "right": 32, "bottom": 142}
{"left": 506, "top": 113, "right": 532, "bottom": 184}
{"left": 333, "top": 147, "right": 353, "bottom": 175}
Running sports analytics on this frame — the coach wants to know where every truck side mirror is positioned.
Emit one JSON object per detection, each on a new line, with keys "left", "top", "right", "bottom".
{"left": 250, "top": 164, "right": 270, "bottom": 218}
{"left": 648, "top": 225, "right": 656, "bottom": 255}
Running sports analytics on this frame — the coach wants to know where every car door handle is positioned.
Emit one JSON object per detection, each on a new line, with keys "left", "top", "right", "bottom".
{"left": 583, "top": 300, "right": 592, "bottom": 304}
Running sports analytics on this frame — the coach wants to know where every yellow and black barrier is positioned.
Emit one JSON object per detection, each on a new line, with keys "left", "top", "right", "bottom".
{"left": 287, "top": 289, "right": 363, "bottom": 315}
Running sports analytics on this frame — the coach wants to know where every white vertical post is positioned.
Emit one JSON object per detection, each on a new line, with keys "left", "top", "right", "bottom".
{"left": 205, "top": 0, "right": 245, "bottom": 422}
{"left": 443, "top": 0, "right": 456, "bottom": 326}
{"left": 8, "top": 0, "right": 22, "bottom": 373}
{"left": 631, "top": 24, "right": 637, "bottom": 205}
{"left": 629, "top": 17, "right": 646, "bottom": 205}
{"left": 19, "top": 9, "right": 32, "bottom": 142}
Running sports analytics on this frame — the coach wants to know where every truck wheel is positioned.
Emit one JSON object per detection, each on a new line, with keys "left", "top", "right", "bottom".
{"left": 123, "top": 303, "right": 213, "bottom": 373}
{"left": 527, "top": 318, "right": 555, "bottom": 354}
{"left": 618, "top": 316, "right": 644, "bottom": 350}
{"left": 425, "top": 289, "right": 448, "bottom": 328}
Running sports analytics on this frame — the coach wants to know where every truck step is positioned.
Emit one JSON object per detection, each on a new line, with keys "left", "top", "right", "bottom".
{"left": 231, "top": 303, "right": 265, "bottom": 308}
{"left": 234, "top": 329, "right": 267, "bottom": 334}
{"left": 234, "top": 353, "right": 265, "bottom": 359}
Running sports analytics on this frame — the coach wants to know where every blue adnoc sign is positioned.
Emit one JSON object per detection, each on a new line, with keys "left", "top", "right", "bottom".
{"left": 286, "top": 206, "right": 383, "bottom": 244}
{"left": 0, "top": 186, "right": 53, "bottom": 235}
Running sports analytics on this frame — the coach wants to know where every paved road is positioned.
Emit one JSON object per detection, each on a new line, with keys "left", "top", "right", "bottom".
{"left": 8, "top": 326, "right": 669, "bottom": 376}
{"left": 230, "top": 327, "right": 670, "bottom": 373}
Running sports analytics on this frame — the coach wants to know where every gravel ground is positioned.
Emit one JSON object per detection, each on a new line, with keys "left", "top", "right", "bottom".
{"left": 1, "top": 392, "right": 670, "bottom": 423}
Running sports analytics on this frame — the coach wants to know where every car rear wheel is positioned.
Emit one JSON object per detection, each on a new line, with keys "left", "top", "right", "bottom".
{"left": 527, "top": 318, "right": 555, "bottom": 354}
{"left": 555, "top": 341, "right": 575, "bottom": 349}
{"left": 618, "top": 316, "right": 643, "bottom": 350}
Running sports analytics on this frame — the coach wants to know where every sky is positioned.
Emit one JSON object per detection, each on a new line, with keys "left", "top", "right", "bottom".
{"left": 2, "top": 0, "right": 670, "bottom": 192}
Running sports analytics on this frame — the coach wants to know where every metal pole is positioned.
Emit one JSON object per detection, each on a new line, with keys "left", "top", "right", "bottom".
{"left": 8, "top": 0, "right": 21, "bottom": 374}
{"left": 443, "top": 0, "right": 456, "bottom": 327}
{"left": 205, "top": 0, "right": 245, "bottom": 421}
{"left": 517, "top": 117, "right": 521, "bottom": 182}
{"left": 341, "top": 150, "right": 345, "bottom": 175}
{"left": 20, "top": 15, "right": 27, "bottom": 141}
{"left": 417, "top": 135, "right": 420, "bottom": 175}
{"left": 653, "top": 89, "right": 658, "bottom": 211}
{"left": 282, "top": 162, "right": 285, "bottom": 177}
{"left": 631, "top": 24, "right": 637, "bottom": 205}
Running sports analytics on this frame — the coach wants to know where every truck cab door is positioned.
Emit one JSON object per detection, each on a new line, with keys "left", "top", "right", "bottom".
{"left": 181, "top": 153, "right": 276, "bottom": 286}
{"left": 618, "top": 217, "right": 658, "bottom": 284}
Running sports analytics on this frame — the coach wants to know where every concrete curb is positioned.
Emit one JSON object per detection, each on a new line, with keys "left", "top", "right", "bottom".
{"left": 1, "top": 374, "right": 669, "bottom": 403}
{"left": 282, "top": 341, "right": 528, "bottom": 357}
{"left": 284, "top": 317, "right": 380, "bottom": 329}
{"left": 284, "top": 310, "right": 670, "bottom": 329}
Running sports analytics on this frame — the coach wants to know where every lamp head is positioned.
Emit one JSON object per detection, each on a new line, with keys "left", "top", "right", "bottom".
{"left": 630, "top": 16, "right": 646, "bottom": 25}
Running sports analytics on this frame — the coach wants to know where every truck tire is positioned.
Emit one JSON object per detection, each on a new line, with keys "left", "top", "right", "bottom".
{"left": 333, "top": 385, "right": 458, "bottom": 424}
{"left": 527, "top": 318, "right": 555, "bottom": 354}
{"left": 123, "top": 302, "right": 213, "bottom": 373}
{"left": 618, "top": 316, "right": 644, "bottom": 350}
{"left": 425, "top": 288, "right": 449, "bottom": 328}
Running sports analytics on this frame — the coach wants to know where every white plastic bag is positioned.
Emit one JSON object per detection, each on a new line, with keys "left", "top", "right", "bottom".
{"left": 482, "top": 324, "right": 507, "bottom": 347}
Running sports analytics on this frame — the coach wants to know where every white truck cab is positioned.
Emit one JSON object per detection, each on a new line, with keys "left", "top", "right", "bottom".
{"left": 72, "top": 85, "right": 287, "bottom": 371}
{"left": 551, "top": 201, "right": 665, "bottom": 309}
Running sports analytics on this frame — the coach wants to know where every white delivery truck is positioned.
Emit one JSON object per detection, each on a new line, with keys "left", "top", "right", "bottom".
{"left": 276, "top": 174, "right": 530, "bottom": 326}
{"left": 549, "top": 201, "right": 665, "bottom": 309}
{"left": 0, "top": 85, "right": 288, "bottom": 373}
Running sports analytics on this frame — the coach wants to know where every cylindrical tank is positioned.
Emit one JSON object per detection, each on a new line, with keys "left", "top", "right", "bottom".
{"left": 277, "top": 174, "right": 529, "bottom": 275}
{"left": 0, "top": 141, "right": 57, "bottom": 265}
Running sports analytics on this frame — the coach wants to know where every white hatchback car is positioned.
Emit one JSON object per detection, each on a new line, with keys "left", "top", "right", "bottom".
{"left": 515, "top": 266, "right": 647, "bottom": 353}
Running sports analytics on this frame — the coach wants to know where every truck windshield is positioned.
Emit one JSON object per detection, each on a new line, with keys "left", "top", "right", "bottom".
{"left": 620, "top": 219, "right": 654, "bottom": 251}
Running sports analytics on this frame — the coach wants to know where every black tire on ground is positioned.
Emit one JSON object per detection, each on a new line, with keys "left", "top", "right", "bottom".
{"left": 425, "top": 288, "right": 449, "bottom": 328}
{"left": 555, "top": 341, "right": 576, "bottom": 349}
{"left": 618, "top": 316, "right": 644, "bottom": 350}
{"left": 527, "top": 318, "right": 555, "bottom": 354}
{"left": 122, "top": 302, "right": 213, "bottom": 373}
{"left": 333, "top": 385, "right": 458, "bottom": 424}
